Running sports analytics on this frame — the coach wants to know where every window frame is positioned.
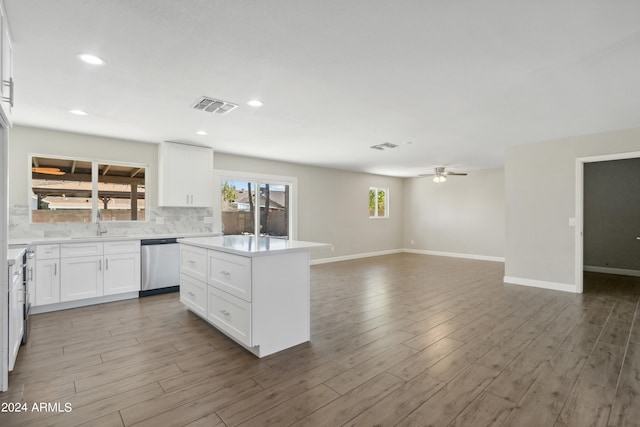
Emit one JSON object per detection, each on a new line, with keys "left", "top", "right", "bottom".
{"left": 28, "top": 153, "right": 149, "bottom": 224}
{"left": 215, "top": 169, "right": 298, "bottom": 239}
{"left": 369, "top": 186, "right": 389, "bottom": 219}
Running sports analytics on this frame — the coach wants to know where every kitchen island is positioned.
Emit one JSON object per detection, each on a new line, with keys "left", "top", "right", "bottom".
{"left": 178, "top": 236, "right": 329, "bottom": 357}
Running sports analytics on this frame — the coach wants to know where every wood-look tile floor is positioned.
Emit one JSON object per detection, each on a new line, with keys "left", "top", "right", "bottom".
{"left": 2, "top": 253, "right": 640, "bottom": 426}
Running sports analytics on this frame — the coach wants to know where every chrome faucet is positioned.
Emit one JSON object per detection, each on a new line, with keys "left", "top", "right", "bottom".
{"left": 96, "top": 210, "right": 107, "bottom": 236}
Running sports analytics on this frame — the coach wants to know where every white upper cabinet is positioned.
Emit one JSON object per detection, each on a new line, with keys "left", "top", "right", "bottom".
{"left": 0, "top": 4, "right": 13, "bottom": 124}
{"left": 158, "top": 142, "right": 214, "bottom": 207}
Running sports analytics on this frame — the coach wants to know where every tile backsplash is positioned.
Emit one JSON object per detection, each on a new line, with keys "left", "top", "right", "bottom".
{"left": 9, "top": 205, "right": 217, "bottom": 240}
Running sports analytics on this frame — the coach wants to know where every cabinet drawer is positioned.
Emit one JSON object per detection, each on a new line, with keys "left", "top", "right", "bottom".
{"left": 207, "top": 250, "right": 251, "bottom": 301}
{"left": 207, "top": 286, "right": 251, "bottom": 347}
{"left": 104, "top": 240, "right": 140, "bottom": 254}
{"left": 36, "top": 244, "right": 60, "bottom": 260}
{"left": 61, "top": 242, "right": 104, "bottom": 258}
{"left": 180, "top": 274, "right": 207, "bottom": 318}
{"left": 180, "top": 245, "right": 207, "bottom": 282}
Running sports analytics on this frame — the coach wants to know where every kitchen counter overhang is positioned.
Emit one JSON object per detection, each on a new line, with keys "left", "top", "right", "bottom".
{"left": 177, "top": 235, "right": 330, "bottom": 257}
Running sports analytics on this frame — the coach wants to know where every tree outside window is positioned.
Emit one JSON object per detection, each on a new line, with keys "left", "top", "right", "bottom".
{"left": 369, "top": 187, "right": 388, "bottom": 218}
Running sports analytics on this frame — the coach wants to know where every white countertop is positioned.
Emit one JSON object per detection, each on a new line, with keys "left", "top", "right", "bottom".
{"left": 9, "top": 232, "right": 222, "bottom": 247}
{"left": 178, "top": 235, "right": 331, "bottom": 257}
{"left": 7, "top": 247, "right": 26, "bottom": 265}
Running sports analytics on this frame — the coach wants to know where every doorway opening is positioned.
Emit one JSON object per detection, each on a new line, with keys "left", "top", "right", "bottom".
{"left": 575, "top": 151, "right": 640, "bottom": 293}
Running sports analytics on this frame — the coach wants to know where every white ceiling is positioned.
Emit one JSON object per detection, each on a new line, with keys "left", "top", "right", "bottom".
{"left": 5, "top": 1, "right": 640, "bottom": 177}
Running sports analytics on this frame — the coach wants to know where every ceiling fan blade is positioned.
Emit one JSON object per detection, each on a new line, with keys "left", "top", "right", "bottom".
{"left": 418, "top": 174, "right": 436, "bottom": 177}
{"left": 443, "top": 172, "right": 468, "bottom": 176}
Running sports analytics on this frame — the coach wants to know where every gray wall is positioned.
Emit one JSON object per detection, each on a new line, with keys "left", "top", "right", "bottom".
{"left": 214, "top": 153, "right": 404, "bottom": 260}
{"left": 403, "top": 168, "right": 505, "bottom": 259}
{"left": 505, "top": 126, "right": 640, "bottom": 288}
{"left": 584, "top": 158, "right": 640, "bottom": 272}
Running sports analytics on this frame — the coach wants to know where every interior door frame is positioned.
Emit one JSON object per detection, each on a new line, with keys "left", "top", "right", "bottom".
{"left": 575, "top": 150, "right": 640, "bottom": 293}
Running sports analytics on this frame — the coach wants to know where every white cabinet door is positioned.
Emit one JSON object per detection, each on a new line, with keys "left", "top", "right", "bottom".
{"left": 35, "top": 259, "right": 60, "bottom": 305}
{"left": 158, "top": 142, "right": 213, "bottom": 207}
{"left": 61, "top": 256, "right": 104, "bottom": 301}
{"left": 104, "top": 252, "right": 140, "bottom": 295}
{"left": 8, "top": 266, "right": 23, "bottom": 371}
{"left": 158, "top": 142, "right": 191, "bottom": 206}
{"left": 189, "top": 145, "right": 214, "bottom": 207}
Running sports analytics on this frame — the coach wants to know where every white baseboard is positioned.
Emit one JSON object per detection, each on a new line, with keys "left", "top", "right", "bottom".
{"left": 310, "top": 249, "right": 403, "bottom": 265}
{"left": 403, "top": 248, "right": 505, "bottom": 263}
{"left": 583, "top": 265, "right": 640, "bottom": 277}
{"left": 503, "top": 276, "right": 577, "bottom": 293}
{"left": 31, "top": 292, "right": 140, "bottom": 314}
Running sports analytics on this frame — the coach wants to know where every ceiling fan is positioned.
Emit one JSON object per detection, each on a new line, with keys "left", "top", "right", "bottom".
{"left": 419, "top": 167, "right": 467, "bottom": 183}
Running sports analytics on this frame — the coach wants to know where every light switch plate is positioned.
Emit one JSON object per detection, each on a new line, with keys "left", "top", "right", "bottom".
{"left": 568, "top": 217, "right": 576, "bottom": 227}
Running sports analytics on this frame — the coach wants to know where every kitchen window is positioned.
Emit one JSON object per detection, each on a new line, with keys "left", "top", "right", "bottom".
{"left": 30, "top": 155, "right": 147, "bottom": 223}
{"left": 369, "top": 187, "right": 389, "bottom": 218}
{"left": 217, "top": 170, "right": 296, "bottom": 239}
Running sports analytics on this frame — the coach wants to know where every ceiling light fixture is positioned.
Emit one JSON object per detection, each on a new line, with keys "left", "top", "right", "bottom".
{"left": 78, "top": 54, "right": 106, "bottom": 66}
{"left": 433, "top": 175, "right": 447, "bottom": 183}
{"left": 196, "top": 130, "right": 207, "bottom": 136}
{"left": 69, "top": 109, "right": 88, "bottom": 116}
{"left": 247, "top": 99, "right": 264, "bottom": 107}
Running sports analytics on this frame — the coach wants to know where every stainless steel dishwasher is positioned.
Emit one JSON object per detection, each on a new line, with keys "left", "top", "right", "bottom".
{"left": 140, "top": 238, "right": 180, "bottom": 296}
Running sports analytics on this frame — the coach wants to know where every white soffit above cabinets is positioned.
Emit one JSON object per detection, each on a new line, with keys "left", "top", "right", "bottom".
{"left": 5, "top": 1, "right": 640, "bottom": 177}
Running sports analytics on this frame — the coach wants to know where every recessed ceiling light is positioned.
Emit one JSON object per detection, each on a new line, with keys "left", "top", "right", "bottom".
{"left": 78, "top": 54, "right": 106, "bottom": 66}
{"left": 247, "top": 99, "right": 264, "bottom": 107}
{"left": 69, "top": 109, "right": 88, "bottom": 116}
{"left": 196, "top": 130, "right": 207, "bottom": 136}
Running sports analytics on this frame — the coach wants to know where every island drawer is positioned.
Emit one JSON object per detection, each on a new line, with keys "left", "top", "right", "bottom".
{"left": 180, "top": 245, "right": 207, "bottom": 282}
{"left": 207, "top": 250, "right": 251, "bottom": 302}
{"left": 207, "top": 286, "right": 251, "bottom": 347}
{"left": 180, "top": 274, "right": 207, "bottom": 318}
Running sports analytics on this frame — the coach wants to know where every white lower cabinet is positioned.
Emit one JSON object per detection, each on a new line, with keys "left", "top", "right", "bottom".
{"left": 33, "top": 240, "right": 141, "bottom": 309}
{"left": 207, "top": 286, "right": 251, "bottom": 347}
{"left": 104, "top": 252, "right": 140, "bottom": 295}
{"left": 35, "top": 258, "right": 60, "bottom": 305}
{"left": 8, "top": 261, "right": 24, "bottom": 371}
{"left": 61, "top": 255, "right": 104, "bottom": 302}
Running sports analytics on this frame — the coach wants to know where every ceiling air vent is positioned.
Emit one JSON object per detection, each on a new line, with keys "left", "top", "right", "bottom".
{"left": 369, "top": 142, "right": 399, "bottom": 150}
{"left": 192, "top": 96, "right": 238, "bottom": 115}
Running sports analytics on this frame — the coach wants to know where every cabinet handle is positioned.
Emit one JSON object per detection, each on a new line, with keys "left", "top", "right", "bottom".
{"left": 2, "top": 77, "right": 14, "bottom": 107}
{"left": 28, "top": 268, "right": 33, "bottom": 281}
{"left": 54, "top": 262, "right": 57, "bottom": 276}
{"left": 99, "top": 259, "right": 102, "bottom": 271}
{"left": 188, "top": 291, "right": 195, "bottom": 297}
{"left": 186, "top": 194, "right": 189, "bottom": 204}
{"left": 191, "top": 195, "right": 194, "bottom": 204}
{"left": 220, "top": 310, "right": 230, "bottom": 316}
{"left": 220, "top": 270, "right": 230, "bottom": 276}
{"left": 106, "top": 259, "right": 109, "bottom": 270}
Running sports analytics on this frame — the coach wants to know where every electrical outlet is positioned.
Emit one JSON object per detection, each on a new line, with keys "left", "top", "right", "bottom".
{"left": 411, "top": 239, "right": 415, "bottom": 245}
{"left": 155, "top": 217, "right": 164, "bottom": 225}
